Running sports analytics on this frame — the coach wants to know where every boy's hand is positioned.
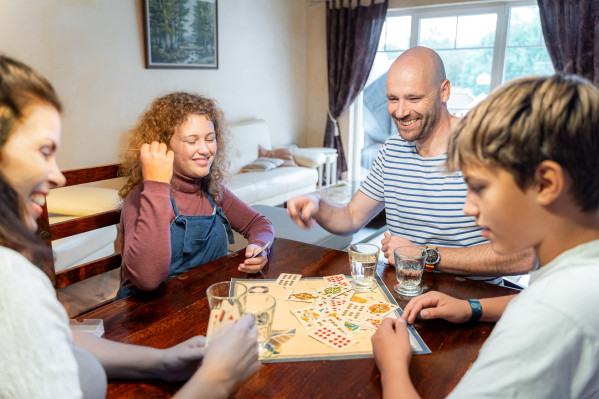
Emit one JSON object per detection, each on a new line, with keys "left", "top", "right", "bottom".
{"left": 402, "top": 291, "right": 472, "bottom": 324}
{"left": 239, "top": 244, "right": 268, "bottom": 273}
{"left": 380, "top": 232, "right": 415, "bottom": 266}
{"left": 371, "top": 318, "right": 412, "bottom": 374}
{"left": 141, "top": 141, "right": 174, "bottom": 183}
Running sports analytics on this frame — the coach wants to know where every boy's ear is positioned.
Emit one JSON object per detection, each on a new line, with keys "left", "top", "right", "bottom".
{"left": 535, "top": 160, "right": 565, "bottom": 206}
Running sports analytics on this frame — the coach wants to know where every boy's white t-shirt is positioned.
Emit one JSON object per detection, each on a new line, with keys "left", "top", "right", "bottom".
{"left": 448, "top": 239, "right": 599, "bottom": 398}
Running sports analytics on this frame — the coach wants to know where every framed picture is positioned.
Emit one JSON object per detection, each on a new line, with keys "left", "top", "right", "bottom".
{"left": 143, "top": 0, "right": 218, "bottom": 69}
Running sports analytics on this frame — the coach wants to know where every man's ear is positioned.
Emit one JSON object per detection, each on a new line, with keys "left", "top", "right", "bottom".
{"left": 535, "top": 160, "right": 565, "bottom": 206}
{"left": 440, "top": 79, "right": 450, "bottom": 103}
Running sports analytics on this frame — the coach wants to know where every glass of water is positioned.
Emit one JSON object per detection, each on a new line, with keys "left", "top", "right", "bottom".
{"left": 393, "top": 246, "right": 426, "bottom": 297}
{"left": 242, "top": 293, "right": 276, "bottom": 358}
{"left": 348, "top": 243, "right": 380, "bottom": 291}
{"left": 205, "top": 281, "right": 248, "bottom": 344}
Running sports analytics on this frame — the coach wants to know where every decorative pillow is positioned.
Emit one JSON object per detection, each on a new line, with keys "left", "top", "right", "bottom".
{"left": 240, "top": 157, "right": 284, "bottom": 173}
{"left": 258, "top": 145, "right": 298, "bottom": 167}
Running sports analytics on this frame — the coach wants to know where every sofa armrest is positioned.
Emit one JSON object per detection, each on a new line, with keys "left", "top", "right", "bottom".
{"left": 293, "top": 147, "right": 335, "bottom": 169}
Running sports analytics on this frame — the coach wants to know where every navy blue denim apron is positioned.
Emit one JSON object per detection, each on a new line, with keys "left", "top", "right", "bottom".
{"left": 116, "top": 190, "right": 234, "bottom": 300}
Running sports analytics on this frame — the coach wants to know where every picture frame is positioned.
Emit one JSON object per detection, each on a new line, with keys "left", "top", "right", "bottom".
{"left": 142, "top": 0, "right": 218, "bottom": 69}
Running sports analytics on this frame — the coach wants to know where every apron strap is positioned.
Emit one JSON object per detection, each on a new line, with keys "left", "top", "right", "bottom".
{"left": 170, "top": 195, "right": 180, "bottom": 216}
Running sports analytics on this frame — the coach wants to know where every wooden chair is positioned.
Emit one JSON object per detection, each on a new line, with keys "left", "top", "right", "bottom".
{"left": 37, "top": 163, "right": 123, "bottom": 316}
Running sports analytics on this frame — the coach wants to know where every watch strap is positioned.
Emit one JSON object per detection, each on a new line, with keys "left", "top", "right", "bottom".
{"left": 425, "top": 245, "right": 439, "bottom": 272}
{"left": 467, "top": 299, "right": 483, "bottom": 323}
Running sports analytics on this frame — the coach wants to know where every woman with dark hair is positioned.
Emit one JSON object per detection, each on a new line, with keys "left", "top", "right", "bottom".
{"left": 0, "top": 55, "right": 259, "bottom": 398}
{"left": 116, "top": 92, "right": 274, "bottom": 299}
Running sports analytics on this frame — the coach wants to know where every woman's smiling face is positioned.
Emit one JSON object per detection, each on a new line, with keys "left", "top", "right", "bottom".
{"left": 0, "top": 103, "right": 65, "bottom": 230}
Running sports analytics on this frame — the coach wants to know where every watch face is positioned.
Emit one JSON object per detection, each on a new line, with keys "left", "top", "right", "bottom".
{"left": 426, "top": 248, "right": 439, "bottom": 265}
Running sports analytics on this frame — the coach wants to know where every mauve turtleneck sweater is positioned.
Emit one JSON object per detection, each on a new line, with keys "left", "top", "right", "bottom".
{"left": 119, "top": 173, "right": 274, "bottom": 291}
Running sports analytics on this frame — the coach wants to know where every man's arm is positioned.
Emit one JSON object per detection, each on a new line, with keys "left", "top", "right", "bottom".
{"left": 287, "top": 190, "right": 384, "bottom": 235}
{"left": 382, "top": 233, "right": 536, "bottom": 276}
{"left": 437, "top": 244, "right": 535, "bottom": 276}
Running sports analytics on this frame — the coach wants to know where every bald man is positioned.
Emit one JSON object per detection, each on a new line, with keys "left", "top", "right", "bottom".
{"left": 287, "top": 47, "right": 535, "bottom": 282}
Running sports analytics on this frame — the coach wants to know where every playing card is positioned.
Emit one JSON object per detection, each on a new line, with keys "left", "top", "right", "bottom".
{"left": 334, "top": 289, "right": 355, "bottom": 300}
{"left": 308, "top": 326, "right": 357, "bottom": 351}
{"left": 286, "top": 290, "right": 319, "bottom": 303}
{"left": 325, "top": 316, "right": 367, "bottom": 335}
{"left": 290, "top": 307, "right": 328, "bottom": 330}
{"left": 349, "top": 293, "right": 369, "bottom": 303}
{"left": 360, "top": 316, "right": 385, "bottom": 330}
{"left": 323, "top": 274, "right": 352, "bottom": 287}
{"left": 275, "top": 273, "right": 302, "bottom": 288}
{"left": 365, "top": 301, "right": 399, "bottom": 318}
{"left": 206, "top": 302, "right": 241, "bottom": 343}
{"left": 316, "top": 284, "right": 352, "bottom": 299}
{"left": 314, "top": 298, "right": 348, "bottom": 312}
{"left": 336, "top": 301, "right": 368, "bottom": 322}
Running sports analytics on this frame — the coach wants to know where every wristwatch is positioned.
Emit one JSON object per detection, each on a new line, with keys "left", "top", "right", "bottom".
{"left": 425, "top": 245, "right": 440, "bottom": 272}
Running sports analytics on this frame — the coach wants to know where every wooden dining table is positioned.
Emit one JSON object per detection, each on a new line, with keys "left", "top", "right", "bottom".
{"left": 80, "top": 237, "right": 519, "bottom": 398}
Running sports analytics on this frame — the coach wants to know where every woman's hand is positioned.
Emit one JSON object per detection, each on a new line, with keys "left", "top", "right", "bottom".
{"left": 175, "top": 315, "right": 259, "bottom": 399}
{"left": 141, "top": 141, "right": 174, "bottom": 183}
{"left": 402, "top": 291, "right": 471, "bottom": 324}
{"left": 239, "top": 243, "right": 268, "bottom": 273}
{"left": 159, "top": 336, "right": 207, "bottom": 382}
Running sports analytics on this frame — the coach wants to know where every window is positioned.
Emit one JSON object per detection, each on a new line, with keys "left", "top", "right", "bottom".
{"left": 358, "top": 1, "right": 553, "bottom": 173}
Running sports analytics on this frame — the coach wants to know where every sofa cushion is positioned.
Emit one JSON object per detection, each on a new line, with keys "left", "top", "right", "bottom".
{"left": 240, "top": 157, "right": 284, "bottom": 172}
{"left": 229, "top": 119, "right": 272, "bottom": 174}
{"left": 258, "top": 145, "right": 297, "bottom": 167}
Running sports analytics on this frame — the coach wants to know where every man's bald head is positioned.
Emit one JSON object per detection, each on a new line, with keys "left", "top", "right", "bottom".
{"left": 389, "top": 46, "right": 447, "bottom": 89}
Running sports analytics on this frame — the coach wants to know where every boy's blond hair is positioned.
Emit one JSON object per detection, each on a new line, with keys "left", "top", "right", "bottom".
{"left": 448, "top": 74, "right": 599, "bottom": 212}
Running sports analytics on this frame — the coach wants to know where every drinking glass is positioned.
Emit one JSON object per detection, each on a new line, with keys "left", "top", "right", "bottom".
{"left": 348, "top": 243, "right": 380, "bottom": 291}
{"left": 242, "top": 293, "right": 277, "bottom": 358}
{"left": 393, "top": 246, "right": 426, "bottom": 296}
{"left": 205, "top": 281, "right": 248, "bottom": 343}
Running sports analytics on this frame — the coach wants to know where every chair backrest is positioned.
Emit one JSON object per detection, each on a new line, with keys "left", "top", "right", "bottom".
{"left": 37, "top": 164, "right": 123, "bottom": 289}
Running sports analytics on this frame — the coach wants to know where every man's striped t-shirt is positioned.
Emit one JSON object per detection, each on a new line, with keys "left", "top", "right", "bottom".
{"left": 360, "top": 135, "right": 500, "bottom": 283}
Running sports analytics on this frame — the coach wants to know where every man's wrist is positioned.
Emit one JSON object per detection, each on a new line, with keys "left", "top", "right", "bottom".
{"left": 467, "top": 299, "right": 483, "bottom": 323}
{"left": 425, "top": 245, "right": 440, "bottom": 272}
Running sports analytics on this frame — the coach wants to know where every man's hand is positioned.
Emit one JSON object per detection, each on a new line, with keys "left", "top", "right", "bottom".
{"left": 141, "top": 141, "right": 174, "bottom": 183}
{"left": 380, "top": 232, "right": 415, "bottom": 265}
{"left": 401, "top": 291, "right": 471, "bottom": 324}
{"left": 286, "top": 194, "right": 320, "bottom": 228}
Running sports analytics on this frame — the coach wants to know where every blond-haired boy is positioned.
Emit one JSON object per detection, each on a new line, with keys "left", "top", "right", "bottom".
{"left": 372, "top": 74, "right": 599, "bottom": 398}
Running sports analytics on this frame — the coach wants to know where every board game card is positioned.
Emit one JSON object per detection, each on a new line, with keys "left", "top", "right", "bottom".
{"left": 275, "top": 273, "right": 302, "bottom": 288}
{"left": 360, "top": 316, "right": 385, "bottom": 330}
{"left": 365, "top": 300, "right": 399, "bottom": 318}
{"left": 334, "top": 289, "right": 355, "bottom": 300}
{"left": 286, "top": 290, "right": 319, "bottom": 303}
{"left": 349, "top": 293, "right": 369, "bottom": 303}
{"left": 314, "top": 298, "right": 348, "bottom": 313}
{"left": 308, "top": 326, "right": 357, "bottom": 351}
{"left": 325, "top": 316, "right": 368, "bottom": 335}
{"left": 316, "top": 284, "right": 352, "bottom": 299}
{"left": 336, "top": 301, "right": 368, "bottom": 322}
{"left": 206, "top": 301, "right": 241, "bottom": 343}
{"left": 323, "top": 274, "right": 352, "bottom": 287}
{"left": 291, "top": 307, "right": 327, "bottom": 330}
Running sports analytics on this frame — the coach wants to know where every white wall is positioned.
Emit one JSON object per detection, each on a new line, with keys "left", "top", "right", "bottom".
{"left": 1, "top": 0, "right": 314, "bottom": 170}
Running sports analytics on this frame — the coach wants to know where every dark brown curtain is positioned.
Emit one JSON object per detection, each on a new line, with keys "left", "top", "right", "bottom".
{"left": 325, "top": 0, "right": 388, "bottom": 180}
{"left": 538, "top": 0, "right": 599, "bottom": 86}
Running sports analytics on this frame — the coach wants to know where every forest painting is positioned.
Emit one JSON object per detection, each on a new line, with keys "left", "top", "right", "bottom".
{"left": 143, "top": 0, "right": 218, "bottom": 69}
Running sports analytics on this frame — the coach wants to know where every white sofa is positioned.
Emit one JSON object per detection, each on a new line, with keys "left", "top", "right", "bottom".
{"left": 226, "top": 119, "right": 330, "bottom": 206}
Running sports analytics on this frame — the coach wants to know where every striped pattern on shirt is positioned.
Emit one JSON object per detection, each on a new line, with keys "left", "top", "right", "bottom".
{"left": 360, "top": 135, "right": 500, "bottom": 284}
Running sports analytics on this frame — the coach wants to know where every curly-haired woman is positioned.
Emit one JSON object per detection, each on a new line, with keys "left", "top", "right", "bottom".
{"left": 116, "top": 92, "right": 274, "bottom": 299}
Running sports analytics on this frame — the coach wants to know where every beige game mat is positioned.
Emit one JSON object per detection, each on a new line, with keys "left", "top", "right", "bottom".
{"left": 232, "top": 275, "right": 430, "bottom": 363}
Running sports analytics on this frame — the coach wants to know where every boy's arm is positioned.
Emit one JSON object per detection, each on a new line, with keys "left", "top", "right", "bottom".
{"left": 382, "top": 234, "right": 536, "bottom": 276}
{"left": 402, "top": 292, "right": 516, "bottom": 324}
